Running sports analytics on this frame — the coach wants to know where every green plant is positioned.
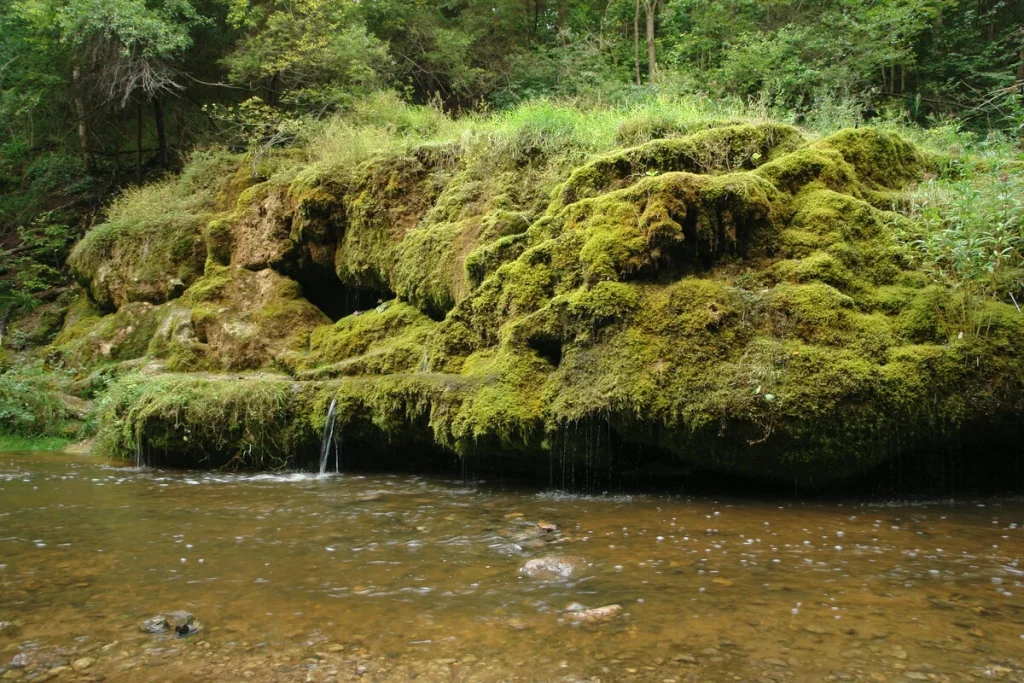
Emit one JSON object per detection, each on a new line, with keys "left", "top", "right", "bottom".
{"left": 0, "top": 361, "right": 78, "bottom": 437}
{"left": 902, "top": 165, "right": 1024, "bottom": 336}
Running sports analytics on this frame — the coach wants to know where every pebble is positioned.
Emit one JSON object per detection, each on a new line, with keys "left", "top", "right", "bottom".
{"left": 71, "top": 657, "right": 94, "bottom": 672}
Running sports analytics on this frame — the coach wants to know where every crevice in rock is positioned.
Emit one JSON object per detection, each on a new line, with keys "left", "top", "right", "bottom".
{"left": 526, "top": 332, "right": 563, "bottom": 367}
{"left": 300, "top": 275, "right": 395, "bottom": 322}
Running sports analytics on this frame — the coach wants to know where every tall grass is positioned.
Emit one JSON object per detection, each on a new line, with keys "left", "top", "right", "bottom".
{"left": 298, "top": 91, "right": 758, "bottom": 182}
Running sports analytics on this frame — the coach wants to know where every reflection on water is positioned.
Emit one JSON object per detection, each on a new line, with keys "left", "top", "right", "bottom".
{"left": 1, "top": 451, "right": 1024, "bottom": 682}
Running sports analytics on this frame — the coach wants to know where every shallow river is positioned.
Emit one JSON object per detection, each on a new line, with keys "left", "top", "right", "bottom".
{"left": 2, "top": 452, "right": 1024, "bottom": 682}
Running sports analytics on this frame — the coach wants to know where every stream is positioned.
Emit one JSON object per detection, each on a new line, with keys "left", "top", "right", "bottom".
{"left": 2, "top": 451, "right": 1023, "bottom": 682}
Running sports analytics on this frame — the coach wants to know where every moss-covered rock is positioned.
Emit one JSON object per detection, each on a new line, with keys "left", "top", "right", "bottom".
{"left": 186, "top": 266, "right": 329, "bottom": 371}
{"left": 68, "top": 122, "right": 1024, "bottom": 487}
{"left": 68, "top": 152, "right": 244, "bottom": 311}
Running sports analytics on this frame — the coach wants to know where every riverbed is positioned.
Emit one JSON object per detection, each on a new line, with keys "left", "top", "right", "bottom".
{"left": 1, "top": 451, "right": 1023, "bottom": 682}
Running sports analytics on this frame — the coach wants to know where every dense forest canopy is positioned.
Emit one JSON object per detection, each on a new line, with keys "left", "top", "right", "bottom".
{"left": 1, "top": 0, "right": 1022, "bottom": 318}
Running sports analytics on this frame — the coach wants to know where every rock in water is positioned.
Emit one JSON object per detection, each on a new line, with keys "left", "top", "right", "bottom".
{"left": 140, "top": 616, "right": 170, "bottom": 634}
{"left": 519, "top": 556, "right": 583, "bottom": 580}
{"left": 173, "top": 613, "right": 202, "bottom": 637}
{"left": 564, "top": 605, "right": 623, "bottom": 624}
{"left": 71, "top": 658, "right": 94, "bottom": 672}
{"left": 140, "top": 611, "right": 202, "bottom": 637}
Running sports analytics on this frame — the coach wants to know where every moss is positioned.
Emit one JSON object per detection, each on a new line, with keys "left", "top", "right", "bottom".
{"left": 296, "top": 301, "right": 435, "bottom": 376}
{"left": 817, "top": 127, "right": 934, "bottom": 190}
{"left": 51, "top": 300, "right": 177, "bottom": 367}
{"left": 61, "top": 115, "right": 1024, "bottom": 487}
{"left": 553, "top": 123, "right": 804, "bottom": 209}
{"left": 67, "top": 156, "right": 241, "bottom": 311}
{"left": 191, "top": 267, "right": 329, "bottom": 371}
{"left": 94, "top": 373, "right": 306, "bottom": 468}
{"left": 205, "top": 217, "right": 234, "bottom": 267}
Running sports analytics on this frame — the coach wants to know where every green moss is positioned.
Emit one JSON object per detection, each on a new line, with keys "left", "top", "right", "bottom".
{"left": 205, "top": 217, "right": 234, "bottom": 267}
{"left": 51, "top": 301, "right": 178, "bottom": 367}
{"left": 67, "top": 154, "right": 242, "bottom": 311}
{"left": 94, "top": 373, "right": 305, "bottom": 468}
{"left": 189, "top": 267, "right": 329, "bottom": 371}
{"left": 297, "top": 301, "right": 435, "bottom": 376}
{"left": 554, "top": 123, "right": 804, "bottom": 208}
{"left": 817, "top": 127, "right": 934, "bottom": 190}
{"left": 61, "top": 115, "right": 1024, "bottom": 487}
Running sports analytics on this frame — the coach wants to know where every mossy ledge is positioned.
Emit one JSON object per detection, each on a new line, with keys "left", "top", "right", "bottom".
{"left": 62, "top": 122, "right": 1024, "bottom": 488}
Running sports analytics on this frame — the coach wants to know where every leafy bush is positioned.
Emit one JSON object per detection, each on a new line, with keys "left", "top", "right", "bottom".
{"left": 902, "top": 164, "right": 1024, "bottom": 335}
{"left": 0, "top": 362, "right": 77, "bottom": 437}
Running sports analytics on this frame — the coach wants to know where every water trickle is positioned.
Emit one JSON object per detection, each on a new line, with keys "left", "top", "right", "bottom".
{"left": 134, "top": 427, "right": 144, "bottom": 468}
{"left": 419, "top": 348, "right": 430, "bottom": 373}
{"left": 319, "top": 398, "right": 339, "bottom": 476}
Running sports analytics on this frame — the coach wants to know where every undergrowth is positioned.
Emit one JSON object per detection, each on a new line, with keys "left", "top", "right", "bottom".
{"left": 0, "top": 361, "right": 80, "bottom": 438}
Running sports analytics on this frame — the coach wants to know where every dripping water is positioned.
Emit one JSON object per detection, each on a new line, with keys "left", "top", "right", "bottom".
{"left": 134, "top": 426, "right": 144, "bottom": 468}
{"left": 319, "top": 398, "right": 339, "bottom": 476}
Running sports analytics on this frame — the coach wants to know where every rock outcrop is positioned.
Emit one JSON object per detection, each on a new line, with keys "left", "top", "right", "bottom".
{"left": 53, "top": 122, "right": 1024, "bottom": 486}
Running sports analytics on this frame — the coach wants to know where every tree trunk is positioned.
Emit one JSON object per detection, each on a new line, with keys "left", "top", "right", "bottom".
{"left": 135, "top": 100, "right": 143, "bottom": 185}
{"left": 72, "top": 66, "right": 95, "bottom": 174}
{"left": 634, "top": 0, "right": 641, "bottom": 85}
{"left": 644, "top": 0, "right": 657, "bottom": 80}
{"left": 153, "top": 98, "right": 167, "bottom": 167}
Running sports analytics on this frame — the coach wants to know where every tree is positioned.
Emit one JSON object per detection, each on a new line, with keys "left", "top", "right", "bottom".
{"left": 224, "top": 0, "right": 392, "bottom": 111}
{"left": 15, "top": 0, "right": 201, "bottom": 177}
{"left": 640, "top": 0, "right": 661, "bottom": 79}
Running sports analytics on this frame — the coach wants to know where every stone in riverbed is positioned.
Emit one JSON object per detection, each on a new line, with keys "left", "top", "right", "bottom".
{"left": 139, "top": 611, "right": 202, "bottom": 637}
{"left": 0, "top": 622, "right": 17, "bottom": 638}
{"left": 71, "top": 657, "right": 94, "bottom": 672}
{"left": 519, "top": 556, "right": 583, "bottom": 580}
{"left": 140, "top": 617, "right": 170, "bottom": 634}
{"left": 564, "top": 604, "right": 623, "bottom": 624}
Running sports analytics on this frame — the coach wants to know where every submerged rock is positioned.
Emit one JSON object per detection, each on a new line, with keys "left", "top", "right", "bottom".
{"left": 71, "top": 658, "right": 94, "bottom": 672}
{"left": 563, "top": 604, "right": 623, "bottom": 624}
{"left": 140, "top": 612, "right": 202, "bottom": 637}
{"left": 139, "top": 616, "right": 170, "bottom": 634}
{"left": 519, "top": 556, "right": 584, "bottom": 580}
{"left": 0, "top": 621, "right": 17, "bottom": 638}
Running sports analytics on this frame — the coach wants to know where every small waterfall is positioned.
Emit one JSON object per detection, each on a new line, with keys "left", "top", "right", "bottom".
{"left": 134, "top": 427, "right": 144, "bottom": 468}
{"left": 319, "top": 398, "right": 339, "bottom": 476}
{"left": 419, "top": 349, "right": 430, "bottom": 373}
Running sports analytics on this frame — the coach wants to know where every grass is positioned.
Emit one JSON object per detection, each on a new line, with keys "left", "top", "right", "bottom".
{"left": 294, "top": 92, "right": 759, "bottom": 184}
{"left": 0, "top": 435, "right": 72, "bottom": 452}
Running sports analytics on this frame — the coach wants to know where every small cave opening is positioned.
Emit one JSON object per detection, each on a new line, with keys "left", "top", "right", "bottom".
{"left": 526, "top": 332, "right": 563, "bottom": 367}
{"left": 300, "top": 275, "right": 396, "bottom": 322}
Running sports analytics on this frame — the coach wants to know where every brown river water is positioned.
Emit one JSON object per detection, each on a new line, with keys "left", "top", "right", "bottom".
{"left": 2, "top": 451, "right": 1024, "bottom": 682}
